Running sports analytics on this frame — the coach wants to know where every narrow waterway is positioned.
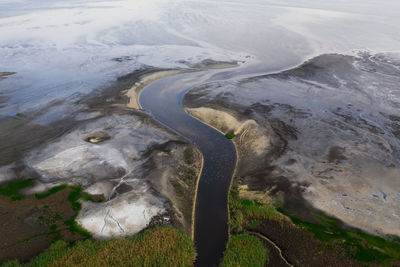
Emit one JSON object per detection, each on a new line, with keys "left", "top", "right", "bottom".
{"left": 139, "top": 70, "right": 237, "bottom": 266}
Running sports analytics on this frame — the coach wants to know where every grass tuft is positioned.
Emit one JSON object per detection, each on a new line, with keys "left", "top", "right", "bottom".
{"left": 6, "top": 226, "right": 196, "bottom": 267}
{"left": 221, "top": 234, "right": 268, "bottom": 267}
{"left": 232, "top": 199, "right": 281, "bottom": 221}
{"left": 225, "top": 133, "right": 235, "bottom": 139}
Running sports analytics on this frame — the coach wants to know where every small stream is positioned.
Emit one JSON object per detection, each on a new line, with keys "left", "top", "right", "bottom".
{"left": 139, "top": 69, "right": 237, "bottom": 266}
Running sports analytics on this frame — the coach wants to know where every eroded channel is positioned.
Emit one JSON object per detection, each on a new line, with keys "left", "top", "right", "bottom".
{"left": 139, "top": 70, "right": 237, "bottom": 266}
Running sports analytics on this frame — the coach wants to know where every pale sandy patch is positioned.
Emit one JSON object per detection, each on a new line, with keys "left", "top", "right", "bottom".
{"left": 126, "top": 70, "right": 185, "bottom": 109}
{"left": 186, "top": 107, "right": 271, "bottom": 156}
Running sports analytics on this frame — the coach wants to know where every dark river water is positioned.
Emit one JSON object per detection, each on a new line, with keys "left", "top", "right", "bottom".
{"left": 139, "top": 70, "right": 237, "bottom": 266}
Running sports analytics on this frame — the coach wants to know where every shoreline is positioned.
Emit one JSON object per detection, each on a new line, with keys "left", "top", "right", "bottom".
{"left": 126, "top": 69, "right": 193, "bottom": 110}
{"left": 131, "top": 69, "right": 240, "bottom": 240}
{"left": 135, "top": 66, "right": 239, "bottom": 265}
{"left": 191, "top": 155, "right": 203, "bottom": 240}
{"left": 127, "top": 68, "right": 204, "bottom": 238}
{"left": 183, "top": 107, "right": 240, "bottom": 241}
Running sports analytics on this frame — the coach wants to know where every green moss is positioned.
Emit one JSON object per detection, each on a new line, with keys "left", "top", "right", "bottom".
{"left": 225, "top": 133, "right": 235, "bottom": 139}
{"left": 221, "top": 234, "right": 268, "bottom": 267}
{"left": 279, "top": 209, "right": 400, "bottom": 265}
{"left": 63, "top": 218, "right": 92, "bottom": 238}
{"left": 53, "top": 213, "right": 63, "bottom": 221}
{"left": 67, "top": 186, "right": 83, "bottom": 211}
{"left": 5, "top": 226, "right": 196, "bottom": 267}
{"left": 0, "top": 179, "right": 33, "bottom": 201}
{"left": 34, "top": 184, "right": 94, "bottom": 238}
{"left": 35, "top": 185, "right": 68, "bottom": 200}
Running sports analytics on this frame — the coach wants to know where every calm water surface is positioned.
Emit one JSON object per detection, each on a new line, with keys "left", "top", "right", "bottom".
{"left": 140, "top": 70, "right": 237, "bottom": 266}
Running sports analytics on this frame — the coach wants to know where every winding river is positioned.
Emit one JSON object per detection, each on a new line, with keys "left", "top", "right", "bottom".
{"left": 139, "top": 69, "right": 237, "bottom": 266}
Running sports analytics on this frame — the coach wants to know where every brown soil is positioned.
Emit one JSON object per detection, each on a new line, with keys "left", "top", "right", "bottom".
{"left": 249, "top": 219, "right": 361, "bottom": 267}
{"left": 253, "top": 233, "right": 290, "bottom": 267}
{"left": 0, "top": 189, "right": 85, "bottom": 264}
{"left": 264, "top": 242, "right": 290, "bottom": 267}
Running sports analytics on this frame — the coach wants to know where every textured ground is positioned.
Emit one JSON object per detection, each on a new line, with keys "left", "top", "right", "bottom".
{"left": 184, "top": 52, "right": 400, "bottom": 237}
{"left": 0, "top": 70, "right": 202, "bottom": 244}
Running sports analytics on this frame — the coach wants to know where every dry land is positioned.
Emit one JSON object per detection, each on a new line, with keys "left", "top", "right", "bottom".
{"left": 186, "top": 53, "right": 400, "bottom": 266}
{"left": 0, "top": 68, "right": 201, "bottom": 264}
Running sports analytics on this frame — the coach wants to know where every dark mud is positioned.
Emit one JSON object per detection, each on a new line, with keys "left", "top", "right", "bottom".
{"left": 253, "top": 219, "right": 360, "bottom": 267}
{"left": 0, "top": 188, "right": 85, "bottom": 264}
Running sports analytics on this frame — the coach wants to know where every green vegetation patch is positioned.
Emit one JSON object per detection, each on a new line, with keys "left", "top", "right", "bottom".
{"left": 233, "top": 199, "right": 281, "bottom": 221}
{"left": 0, "top": 179, "right": 33, "bottom": 201}
{"left": 280, "top": 209, "right": 400, "bottom": 265}
{"left": 35, "top": 184, "right": 100, "bottom": 238}
{"left": 5, "top": 226, "right": 196, "bottom": 267}
{"left": 183, "top": 148, "right": 194, "bottom": 165}
{"left": 228, "top": 184, "right": 281, "bottom": 233}
{"left": 221, "top": 234, "right": 268, "bottom": 267}
{"left": 64, "top": 186, "right": 94, "bottom": 238}
{"left": 225, "top": 133, "right": 235, "bottom": 139}
{"left": 35, "top": 185, "right": 68, "bottom": 200}
{"left": 229, "top": 209, "right": 244, "bottom": 233}
{"left": 229, "top": 198, "right": 281, "bottom": 233}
